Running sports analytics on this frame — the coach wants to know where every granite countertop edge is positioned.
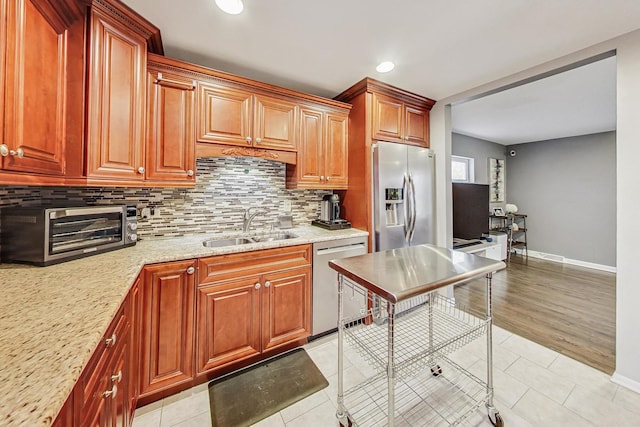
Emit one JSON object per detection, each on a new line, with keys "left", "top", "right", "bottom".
{"left": 0, "top": 225, "right": 368, "bottom": 426}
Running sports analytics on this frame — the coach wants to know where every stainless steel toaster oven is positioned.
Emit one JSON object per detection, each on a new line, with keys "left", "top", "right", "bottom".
{"left": 0, "top": 205, "right": 137, "bottom": 266}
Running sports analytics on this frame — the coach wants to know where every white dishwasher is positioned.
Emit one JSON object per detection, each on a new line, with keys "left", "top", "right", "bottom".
{"left": 312, "top": 236, "right": 368, "bottom": 337}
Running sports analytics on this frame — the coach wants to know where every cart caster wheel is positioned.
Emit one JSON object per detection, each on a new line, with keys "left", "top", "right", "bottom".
{"left": 488, "top": 412, "right": 504, "bottom": 427}
{"left": 338, "top": 419, "right": 353, "bottom": 427}
{"left": 430, "top": 365, "right": 442, "bottom": 376}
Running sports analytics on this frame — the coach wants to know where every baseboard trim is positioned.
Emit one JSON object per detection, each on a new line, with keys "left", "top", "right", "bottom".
{"left": 611, "top": 371, "right": 640, "bottom": 393}
{"left": 516, "top": 249, "right": 617, "bottom": 273}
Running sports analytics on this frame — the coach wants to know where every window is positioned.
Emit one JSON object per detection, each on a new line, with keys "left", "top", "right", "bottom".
{"left": 452, "top": 155, "right": 475, "bottom": 183}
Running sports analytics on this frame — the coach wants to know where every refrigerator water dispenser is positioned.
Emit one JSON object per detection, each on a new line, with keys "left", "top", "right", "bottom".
{"left": 385, "top": 188, "right": 404, "bottom": 226}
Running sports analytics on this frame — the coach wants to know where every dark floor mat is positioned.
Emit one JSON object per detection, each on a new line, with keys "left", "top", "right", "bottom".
{"left": 208, "top": 348, "right": 329, "bottom": 426}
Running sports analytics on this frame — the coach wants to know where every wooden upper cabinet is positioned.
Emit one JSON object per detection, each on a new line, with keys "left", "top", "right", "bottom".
{"left": 253, "top": 95, "right": 296, "bottom": 151}
{"left": 1, "top": 0, "right": 83, "bottom": 177}
{"left": 372, "top": 92, "right": 429, "bottom": 147}
{"left": 139, "top": 260, "right": 196, "bottom": 397}
{"left": 85, "top": 7, "right": 147, "bottom": 181}
{"left": 146, "top": 64, "right": 197, "bottom": 184}
{"left": 197, "top": 82, "right": 252, "bottom": 146}
{"left": 324, "top": 112, "right": 348, "bottom": 187}
{"left": 197, "top": 83, "right": 297, "bottom": 152}
{"left": 404, "top": 105, "right": 429, "bottom": 146}
{"left": 285, "top": 106, "right": 349, "bottom": 189}
{"left": 372, "top": 93, "right": 403, "bottom": 143}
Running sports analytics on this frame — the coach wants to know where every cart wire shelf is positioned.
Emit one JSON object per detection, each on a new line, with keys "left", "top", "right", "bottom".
{"left": 341, "top": 279, "right": 489, "bottom": 380}
{"left": 340, "top": 355, "right": 489, "bottom": 427}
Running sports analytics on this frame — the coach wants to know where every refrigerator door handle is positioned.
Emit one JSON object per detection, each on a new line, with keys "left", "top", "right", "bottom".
{"left": 408, "top": 173, "right": 417, "bottom": 242}
{"left": 403, "top": 174, "right": 410, "bottom": 242}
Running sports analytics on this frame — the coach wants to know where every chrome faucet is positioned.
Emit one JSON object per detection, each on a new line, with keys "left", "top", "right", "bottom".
{"left": 242, "top": 207, "right": 266, "bottom": 232}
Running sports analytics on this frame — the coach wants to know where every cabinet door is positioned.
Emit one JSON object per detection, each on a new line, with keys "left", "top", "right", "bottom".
{"left": 2, "top": 0, "right": 68, "bottom": 175}
{"left": 324, "top": 112, "right": 348, "bottom": 188}
{"left": 371, "top": 92, "right": 403, "bottom": 143}
{"left": 128, "top": 277, "right": 141, "bottom": 421}
{"left": 196, "top": 276, "right": 262, "bottom": 374}
{"left": 253, "top": 95, "right": 297, "bottom": 151}
{"left": 85, "top": 8, "right": 146, "bottom": 181}
{"left": 404, "top": 105, "right": 429, "bottom": 147}
{"left": 146, "top": 70, "right": 196, "bottom": 183}
{"left": 76, "top": 302, "right": 129, "bottom": 427}
{"left": 197, "top": 83, "right": 252, "bottom": 146}
{"left": 108, "top": 332, "right": 130, "bottom": 427}
{"left": 294, "top": 107, "right": 324, "bottom": 186}
{"left": 140, "top": 260, "right": 196, "bottom": 397}
{"left": 262, "top": 266, "right": 311, "bottom": 352}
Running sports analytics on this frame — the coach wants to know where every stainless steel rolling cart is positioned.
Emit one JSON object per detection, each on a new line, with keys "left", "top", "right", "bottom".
{"left": 329, "top": 245, "right": 506, "bottom": 426}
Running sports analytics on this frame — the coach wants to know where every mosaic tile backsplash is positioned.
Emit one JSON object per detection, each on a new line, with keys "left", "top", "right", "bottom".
{"left": 0, "top": 157, "right": 332, "bottom": 240}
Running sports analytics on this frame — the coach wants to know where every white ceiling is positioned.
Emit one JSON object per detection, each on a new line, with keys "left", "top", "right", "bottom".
{"left": 121, "top": 0, "right": 636, "bottom": 141}
{"left": 451, "top": 56, "right": 617, "bottom": 145}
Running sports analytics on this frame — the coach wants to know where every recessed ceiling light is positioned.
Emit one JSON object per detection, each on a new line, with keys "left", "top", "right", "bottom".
{"left": 376, "top": 61, "right": 395, "bottom": 73}
{"left": 215, "top": 0, "right": 244, "bottom": 14}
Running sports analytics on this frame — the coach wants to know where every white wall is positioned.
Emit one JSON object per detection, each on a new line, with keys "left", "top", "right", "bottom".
{"left": 430, "top": 29, "right": 640, "bottom": 390}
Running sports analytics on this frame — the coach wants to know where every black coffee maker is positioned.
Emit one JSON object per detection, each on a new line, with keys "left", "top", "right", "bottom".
{"left": 313, "top": 194, "right": 351, "bottom": 229}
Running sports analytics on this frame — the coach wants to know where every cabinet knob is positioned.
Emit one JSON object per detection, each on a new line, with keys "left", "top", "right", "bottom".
{"left": 111, "top": 370, "right": 122, "bottom": 383}
{"left": 326, "top": 176, "right": 331, "bottom": 181}
{"left": 103, "top": 384, "right": 118, "bottom": 399}
{"left": 186, "top": 266, "right": 195, "bottom": 275}
{"left": 0, "top": 145, "right": 24, "bottom": 158}
{"left": 137, "top": 166, "right": 145, "bottom": 174}
{"left": 187, "top": 169, "right": 194, "bottom": 177}
{"left": 255, "top": 137, "right": 262, "bottom": 144}
{"left": 255, "top": 283, "right": 261, "bottom": 289}
{"left": 265, "top": 281, "right": 271, "bottom": 288}
{"left": 320, "top": 176, "right": 324, "bottom": 181}
{"left": 10, "top": 148, "right": 24, "bottom": 158}
{"left": 105, "top": 333, "right": 117, "bottom": 348}
{"left": 245, "top": 136, "right": 252, "bottom": 144}
{"left": 404, "top": 136, "right": 409, "bottom": 141}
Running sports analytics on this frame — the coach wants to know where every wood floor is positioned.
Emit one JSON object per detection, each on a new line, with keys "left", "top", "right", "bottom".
{"left": 454, "top": 255, "right": 616, "bottom": 374}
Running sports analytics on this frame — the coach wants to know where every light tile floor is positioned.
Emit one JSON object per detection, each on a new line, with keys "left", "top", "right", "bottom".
{"left": 132, "top": 327, "right": 640, "bottom": 427}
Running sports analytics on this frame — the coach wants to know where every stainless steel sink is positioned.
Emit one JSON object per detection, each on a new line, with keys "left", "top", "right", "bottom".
{"left": 251, "top": 232, "right": 298, "bottom": 242}
{"left": 202, "top": 237, "right": 255, "bottom": 248}
{"left": 202, "top": 232, "right": 298, "bottom": 248}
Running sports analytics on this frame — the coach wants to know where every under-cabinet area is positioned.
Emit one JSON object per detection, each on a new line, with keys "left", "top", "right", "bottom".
{"left": 0, "top": 226, "right": 367, "bottom": 426}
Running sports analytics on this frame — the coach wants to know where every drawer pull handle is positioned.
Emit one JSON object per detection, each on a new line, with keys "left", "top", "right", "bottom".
{"left": 111, "top": 370, "right": 122, "bottom": 383}
{"left": 103, "top": 384, "right": 118, "bottom": 399}
{"left": 186, "top": 266, "right": 195, "bottom": 275}
{"left": 255, "top": 283, "right": 261, "bottom": 290}
{"left": 105, "top": 333, "right": 116, "bottom": 348}
{"left": 264, "top": 281, "right": 271, "bottom": 288}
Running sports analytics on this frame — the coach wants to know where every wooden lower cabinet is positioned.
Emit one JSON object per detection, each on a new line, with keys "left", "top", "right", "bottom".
{"left": 139, "top": 260, "right": 196, "bottom": 397}
{"left": 196, "top": 245, "right": 312, "bottom": 375}
{"left": 196, "top": 275, "right": 262, "bottom": 373}
{"left": 262, "top": 267, "right": 312, "bottom": 351}
{"left": 74, "top": 299, "right": 131, "bottom": 427}
{"left": 56, "top": 246, "right": 313, "bottom": 425}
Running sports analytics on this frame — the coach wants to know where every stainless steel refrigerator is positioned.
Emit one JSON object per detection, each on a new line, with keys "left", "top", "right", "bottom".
{"left": 372, "top": 141, "right": 435, "bottom": 251}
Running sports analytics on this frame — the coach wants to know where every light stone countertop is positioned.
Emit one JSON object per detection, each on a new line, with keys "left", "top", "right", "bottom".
{"left": 0, "top": 225, "right": 368, "bottom": 426}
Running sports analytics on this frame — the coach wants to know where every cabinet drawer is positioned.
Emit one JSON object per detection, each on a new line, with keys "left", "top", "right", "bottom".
{"left": 198, "top": 244, "right": 311, "bottom": 285}
{"left": 75, "top": 302, "right": 129, "bottom": 416}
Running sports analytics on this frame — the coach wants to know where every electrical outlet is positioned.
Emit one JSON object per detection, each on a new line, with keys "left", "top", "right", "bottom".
{"left": 283, "top": 200, "right": 292, "bottom": 212}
